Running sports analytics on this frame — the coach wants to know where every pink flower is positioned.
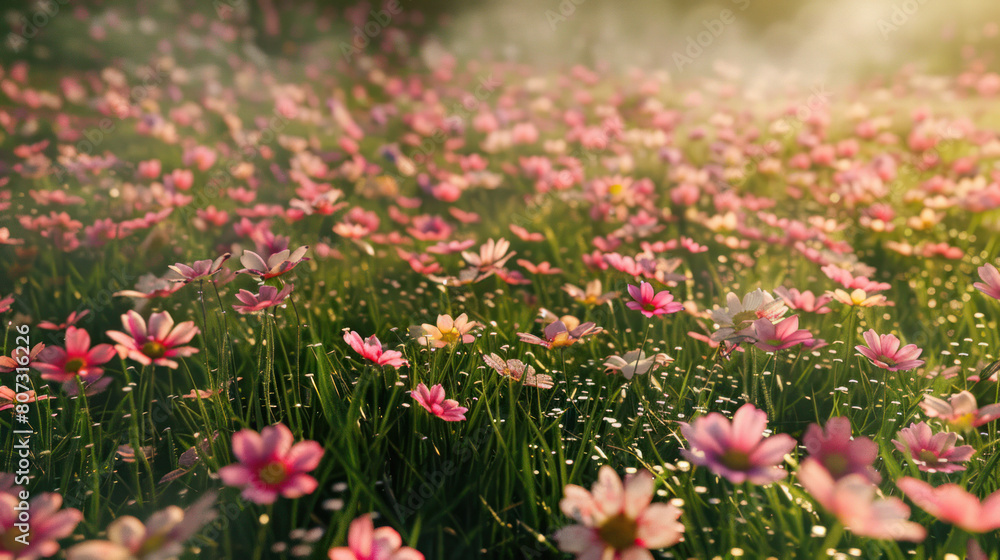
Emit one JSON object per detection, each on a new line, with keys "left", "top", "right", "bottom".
{"left": 37, "top": 310, "right": 90, "bottom": 330}
{"left": 892, "top": 422, "right": 975, "bottom": 473}
{"left": 136, "top": 159, "right": 161, "bottom": 180}
{"left": 830, "top": 288, "right": 888, "bottom": 308}
{"left": 680, "top": 403, "right": 796, "bottom": 485}
{"left": 165, "top": 253, "right": 231, "bottom": 284}
{"left": 66, "top": 494, "right": 217, "bottom": 560}
{"left": 974, "top": 263, "right": 1000, "bottom": 300}
{"left": 797, "top": 459, "right": 926, "bottom": 542}
{"left": 461, "top": 238, "right": 515, "bottom": 272}
{"left": 773, "top": 287, "right": 832, "bottom": 314}
{"left": 105, "top": 310, "right": 199, "bottom": 369}
{"left": 821, "top": 264, "right": 890, "bottom": 293}
{"left": 0, "top": 343, "right": 45, "bottom": 373}
{"left": 327, "top": 514, "right": 423, "bottom": 560}
{"left": 855, "top": 330, "right": 925, "bottom": 371}
{"left": 411, "top": 383, "right": 466, "bottom": 422}
{"left": 516, "top": 259, "right": 562, "bottom": 275}
{"left": 415, "top": 314, "right": 478, "bottom": 348}
{"left": 0, "top": 492, "right": 83, "bottom": 560}
{"left": 34, "top": 326, "right": 116, "bottom": 384}
{"left": 803, "top": 417, "right": 880, "bottom": 483}
{"left": 481, "top": 353, "right": 553, "bottom": 388}
{"left": 113, "top": 273, "right": 184, "bottom": 300}
{"left": 626, "top": 282, "right": 683, "bottom": 318}
{"left": 232, "top": 284, "right": 294, "bottom": 314}
{"left": 517, "top": 320, "right": 601, "bottom": 350}
{"left": 750, "top": 315, "right": 814, "bottom": 352}
{"left": 237, "top": 246, "right": 310, "bottom": 279}
{"left": 896, "top": 477, "right": 1000, "bottom": 533}
{"left": 0, "top": 386, "right": 47, "bottom": 411}
{"left": 218, "top": 423, "right": 324, "bottom": 504}
{"left": 554, "top": 466, "right": 683, "bottom": 559}
{"left": 562, "top": 280, "right": 616, "bottom": 306}
{"left": 0, "top": 295, "right": 13, "bottom": 314}
{"left": 344, "top": 331, "right": 409, "bottom": 369}
{"left": 919, "top": 391, "right": 1000, "bottom": 430}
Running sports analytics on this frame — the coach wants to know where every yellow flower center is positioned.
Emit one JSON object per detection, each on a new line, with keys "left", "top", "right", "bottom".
{"left": 141, "top": 341, "right": 167, "bottom": 359}
{"left": 549, "top": 332, "right": 573, "bottom": 348}
{"left": 259, "top": 461, "right": 287, "bottom": 485}
{"left": 950, "top": 413, "right": 976, "bottom": 432}
{"left": 439, "top": 327, "right": 461, "bottom": 344}
{"left": 598, "top": 513, "right": 638, "bottom": 551}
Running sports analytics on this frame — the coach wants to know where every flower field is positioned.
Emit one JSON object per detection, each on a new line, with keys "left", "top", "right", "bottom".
{"left": 2, "top": 2, "right": 1000, "bottom": 559}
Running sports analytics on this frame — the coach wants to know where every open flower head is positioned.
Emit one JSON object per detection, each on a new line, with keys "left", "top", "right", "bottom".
{"left": 798, "top": 459, "right": 926, "bottom": 542}
{"left": 328, "top": 514, "right": 423, "bottom": 560}
{"left": 554, "top": 466, "right": 683, "bottom": 559}
{"left": 919, "top": 391, "right": 1000, "bottom": 430}
{"left": 892, "top": 422, "right": 975, "bottom": 473}
{"left": 218, "top": 423, "right": 324, "bottom": 504}
{"left": 411, "top": 383, "right": 467, "bottom": 421}
{"left": 105, "top": 311, "right": 199, "bottom": 369}
{"left": 855, "top": 330, "right": 925, "bottom": 371}
{"left": 415, "top": 314, "right": 478, "bottom": 348}
{"left": 896, "top": 477, "right": 1000, "bottom": 533}
{"left": 680, "top": 403, "right": 796, "bottom": 485}
{"left": 803, "top": 416, "right": 880, "bottom": 483}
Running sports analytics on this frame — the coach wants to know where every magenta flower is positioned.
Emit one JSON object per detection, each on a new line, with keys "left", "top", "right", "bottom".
{"left": 974, "top": 263, "right": 1000, "bottom": 300}
{"left": 34, "top": 326, "right": 116, "bottom": 384}
{"left": 237, "top": 246, "right": 309, "bottom": 279}
{"left": 803, "top": 417, "right": 880, "bottom": 483}
{"left": 232, "top": 284, "right": 294, "bottom": 314}
{"left": 554, "top": 466, "right": 683, "bottom": 559}
{"left": 344, "top": 331, "right": 409, "bottom": 369}
{"left": 855, "top": 330, "right": 925, "bottom": 371}
{"left": 896, "top": 477, "right": 1000, "bottom": 533}
{"left": 626, "top": 281, "right": 683, "bottom": 318}
{"left": 680, "top": 403, "right": 796, "bottom": 485}
{"left": 797, "top": 459, "right": 926, "bottom": 542}
{"left": 327, "top": 514, "right": 424, "bottom": 560}
{"left": 105, "top": 310, "right": 199, "bottom": 369}
{"left": 218, "top": 423, "right": 324, "bottom": 504}
{"left": 0, "top": 492, "right": 83, "bottom": 560}
{"left": 411, "top": 383, "right": 467, "bottom": 422}
{"left": 750, "top": 315, "right": 814, "bottom": 352}
{"left": 919, "top": 391, "right": 1000, "bottom": 430}
{"left": 892, "top": 422, "right": 975, "bottom": 473}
